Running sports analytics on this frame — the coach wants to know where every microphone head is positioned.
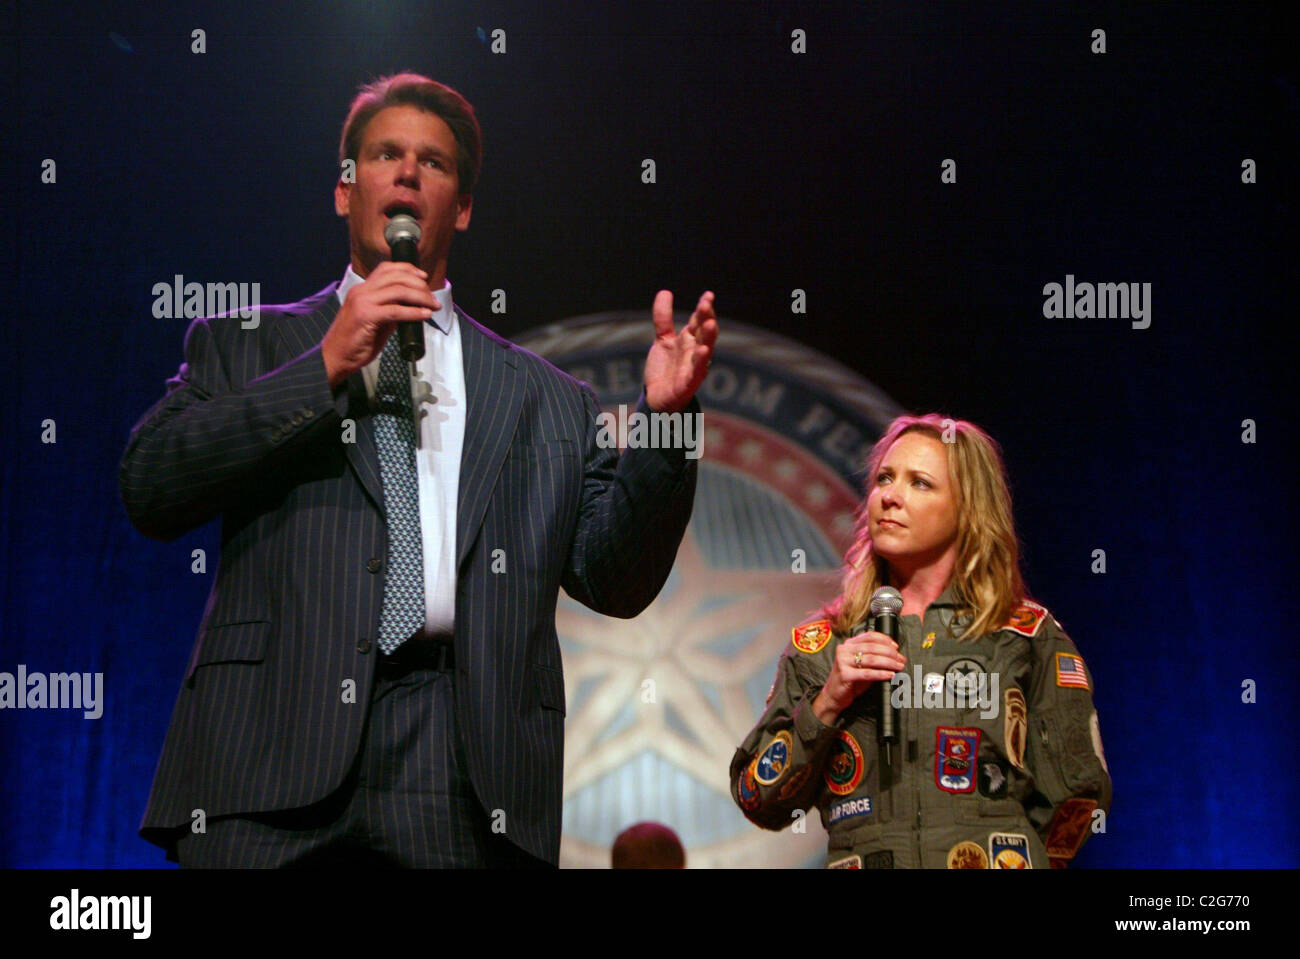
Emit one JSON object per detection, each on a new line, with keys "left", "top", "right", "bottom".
{"left": 869, "top": 586, "right": 904, "bottom": 617}
{"left": 384, "top": 214, "right": 422, "bottom": 248}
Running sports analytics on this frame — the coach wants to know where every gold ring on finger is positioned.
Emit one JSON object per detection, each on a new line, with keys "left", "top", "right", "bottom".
{"left": 853, "top": 651, "right": 863, "bottom": 667}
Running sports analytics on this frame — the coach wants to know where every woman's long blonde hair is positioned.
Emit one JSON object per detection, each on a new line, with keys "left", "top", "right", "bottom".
{"left": 824, "top": 413, "right": 1028, "bottom": 640}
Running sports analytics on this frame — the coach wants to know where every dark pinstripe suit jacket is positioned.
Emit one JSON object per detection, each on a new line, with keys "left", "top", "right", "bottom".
{"left": 120, "top": 281, "right": 697, "bottom": 864}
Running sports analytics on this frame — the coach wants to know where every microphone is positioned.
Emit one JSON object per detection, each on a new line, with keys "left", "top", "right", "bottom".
{"left": 384, "top": 214, "right": 425, "bottom": 362}
{"left": 870, "top": 586, "right": 904, "bottom": 765}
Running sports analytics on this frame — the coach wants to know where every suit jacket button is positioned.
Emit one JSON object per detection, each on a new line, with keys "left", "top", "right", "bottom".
{"left": 357, "top": 639, "right": 372, "bottom": 654}
{"left": 366, "top": 557, "right": 382, "bottom": 573}
{"left": 269, "top": 427, "right": 282, "bottom": 442}
{"left": 292, "top": 412, "right": 304, "bottom": 426}
{"left": 302, "top": 408, "right": 314, "bottom": 418}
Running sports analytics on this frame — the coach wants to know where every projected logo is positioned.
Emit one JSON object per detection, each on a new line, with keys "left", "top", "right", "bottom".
{"left": 516, "top": 314, "right": 900, "bottom": 868}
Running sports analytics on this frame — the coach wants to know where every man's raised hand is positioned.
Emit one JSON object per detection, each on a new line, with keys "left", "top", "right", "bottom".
{"left": 643, "top": 290, "right": 719, "bottom": 414}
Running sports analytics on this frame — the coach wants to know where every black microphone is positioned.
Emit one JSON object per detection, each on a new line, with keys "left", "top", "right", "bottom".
{"left": 384, "top": 214, "right": 425, "bottom": 362}
{"left": 870, "top": 586, "right": 904, "bottom": 765}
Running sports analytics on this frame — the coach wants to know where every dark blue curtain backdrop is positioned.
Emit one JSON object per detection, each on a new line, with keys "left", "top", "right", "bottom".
{"left": 1, "top": 0, "right": 1294, "bottom": 867}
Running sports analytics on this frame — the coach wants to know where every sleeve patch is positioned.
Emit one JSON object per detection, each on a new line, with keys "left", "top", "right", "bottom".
{"left": 755, "top": 730, "right": 793, "bottom": 785}
{"left": 791, "top": 619, "right": 833, "bottom": 654}
{"left": 736, "top": 757, "right": 762, "bottom": 811}
{"left": 1055, "top": 652, "right": 1091, "bottom": 690}
{"left": 1044, "top": 798, "right": 1098, "bottom": 859}
{"left": 1003, "top": 599, "right": 1049, "bottom": 637}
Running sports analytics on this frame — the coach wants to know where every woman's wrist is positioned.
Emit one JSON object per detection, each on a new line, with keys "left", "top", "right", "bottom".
{"left": 812, "top": 688, "right": 841, "bottom": 726}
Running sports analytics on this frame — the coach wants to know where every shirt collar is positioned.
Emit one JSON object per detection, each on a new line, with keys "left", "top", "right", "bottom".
{"left": 336, "top": 263, "right": 455, "bottom": 335}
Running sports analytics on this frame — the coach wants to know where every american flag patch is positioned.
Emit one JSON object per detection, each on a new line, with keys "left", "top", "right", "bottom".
{"left": 1055, "top": 652, "right": 1090, "bottom": 689}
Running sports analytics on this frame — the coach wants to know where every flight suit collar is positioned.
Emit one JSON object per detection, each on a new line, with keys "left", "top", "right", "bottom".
{"left": 928, "top": 583, "right": 963, "bottom": 608}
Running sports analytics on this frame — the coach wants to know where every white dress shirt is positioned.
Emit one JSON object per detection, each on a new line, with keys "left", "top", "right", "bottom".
{"left": 337, "top": 264, "right": 465, "bottom": 639}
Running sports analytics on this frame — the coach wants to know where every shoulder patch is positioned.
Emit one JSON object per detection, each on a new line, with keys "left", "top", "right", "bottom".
{"left": 1003, "top": 599, "right": 1050, "bottom": 638}
{"left": 1055, "top": 652, "right": 1090, "bottom": 690}
{"left": 791, "top": 619, "right": 833, "bottom": 654}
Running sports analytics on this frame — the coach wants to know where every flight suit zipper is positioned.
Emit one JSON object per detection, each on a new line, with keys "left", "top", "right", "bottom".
{"left": 908, "top": 623, "right": 922, "bottom": 868}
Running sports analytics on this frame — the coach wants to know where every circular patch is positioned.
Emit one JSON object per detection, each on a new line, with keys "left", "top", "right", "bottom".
{"left": 946, "top": 841, "right": 989, "bottom": 869}
{"left": 824, "top": 730, "right": 865, "bottom": 796}
{"left": 737, "top": 758, "right": 761, "bottom": 811}
{"left": 755, "top": 730, "right": 793, "bottom": 785}
{"left": 944, "top": 658, "right": 985, "bottom": 697}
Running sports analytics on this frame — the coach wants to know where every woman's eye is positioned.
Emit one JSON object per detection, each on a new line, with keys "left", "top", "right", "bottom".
{"left": 915, "top": 479, "right": 931, "bottom": 488}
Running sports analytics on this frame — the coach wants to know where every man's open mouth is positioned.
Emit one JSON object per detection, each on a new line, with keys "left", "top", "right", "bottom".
{"left": 384, "top": 203, "right": 420, "bottom": 219}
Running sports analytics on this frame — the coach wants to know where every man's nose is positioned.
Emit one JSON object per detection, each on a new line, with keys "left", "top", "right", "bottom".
{"left": 394, "top": 154, "right": 420, "bottom": 185}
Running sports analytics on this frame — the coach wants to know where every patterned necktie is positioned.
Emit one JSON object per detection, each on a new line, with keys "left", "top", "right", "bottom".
{"left": 373, "top": 335, "right": 425, "bottom": 654}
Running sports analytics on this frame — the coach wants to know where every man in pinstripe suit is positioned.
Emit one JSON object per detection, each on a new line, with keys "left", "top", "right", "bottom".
{"left": 121, "top": 74, "right": 717, "bottom": 867}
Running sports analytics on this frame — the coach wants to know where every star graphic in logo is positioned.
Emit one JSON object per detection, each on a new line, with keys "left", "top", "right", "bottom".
{"left": 557, "top": 527, "right": 839, "bottom": 793}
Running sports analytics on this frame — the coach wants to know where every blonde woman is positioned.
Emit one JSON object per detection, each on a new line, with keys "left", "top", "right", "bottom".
{"left": 731, "top": 414, "right": 1112, "bottom": 868}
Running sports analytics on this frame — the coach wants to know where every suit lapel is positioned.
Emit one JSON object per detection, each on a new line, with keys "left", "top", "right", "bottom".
{"left": 272, "top": 288, "right": 523, "bottom": 547}
{"left": 455, "top": 306, "right": 523, "bottom": 569}
{"left": 274, "top": 281, "right": 386, "bottom": 515}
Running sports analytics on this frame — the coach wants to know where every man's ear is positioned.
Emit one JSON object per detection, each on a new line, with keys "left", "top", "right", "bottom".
{"left": 456, "top": 193, "right": 473, "bottom": 231}
{"left": 334, "top": 178, "right": 351, "bottom": 218}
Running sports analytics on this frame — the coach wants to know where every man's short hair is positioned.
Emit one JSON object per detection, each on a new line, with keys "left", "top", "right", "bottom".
{"left": 611, "top": 821, "right": 686, "bottom": 868}
{"left": 339, "top": 72, "right": 483, "bottom": 195}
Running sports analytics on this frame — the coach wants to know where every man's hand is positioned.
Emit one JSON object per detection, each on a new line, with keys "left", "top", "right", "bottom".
{"left": 321, "top": 262, "right": 439, "bottom": 389}
{"left": 643, "top": 290, "right": 719, "bottom": 413}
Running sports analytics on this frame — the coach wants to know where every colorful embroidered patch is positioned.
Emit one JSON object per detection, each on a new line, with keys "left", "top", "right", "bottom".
{"left": 1089, "top": 711, "right": 1109, "bottom": 774}
{"left": 922, "top": 631, "right": 936, "bottom": 649}
{"left": 989, "top": 832, "right": 1032, "bottom": 869}
{"left": 827, "top": 854, "right": 862, "bottom": 869}
{"left": 1004, "top": 688, "right": 1027, "bottom": 769}
{"left": 791, "top": 619, "right": 832, "bottom": 654}
{"left": 1004, "top": 599, "right": 1049, "bottom": 637}
{"left": 935, "top": 726, "right": 980, "bottom": 793}
{"left": 1055, "top": 652, "right": 1090, "bottom": 690}
{"left": 978, "top": 758, "right": 1009, "bottom": 799}
{"left": 1045, "top": 798, "right": 1098, "bottom": 859}
{"left": 946, "top": 841, "right": 989, "bottom": 869}
{"left": 924, "top": 672, "right": 944, "bottom": 696}
{"left": 755, "top": 730, "right": 792, "bottom": 785}
{"left": 736, "top": 758, "right": 761, "bottom": 811}
{"left": 824, "top": 730, "right": 865, "bottom": 795}
{"left": 828, "top": 795, "right": 873, "bottom": 825}
{"left": 777, "top": 764, "right": 814, "bottom": 800}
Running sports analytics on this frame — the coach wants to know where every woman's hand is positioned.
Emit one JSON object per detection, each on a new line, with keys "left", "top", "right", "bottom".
{"left": 812, "top": 631, "right": 907, "bottom": 726}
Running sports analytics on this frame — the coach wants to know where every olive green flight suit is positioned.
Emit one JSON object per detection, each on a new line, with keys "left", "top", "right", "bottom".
{"left": 730, "top": 587, "right": 1112, "bottom": 868}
